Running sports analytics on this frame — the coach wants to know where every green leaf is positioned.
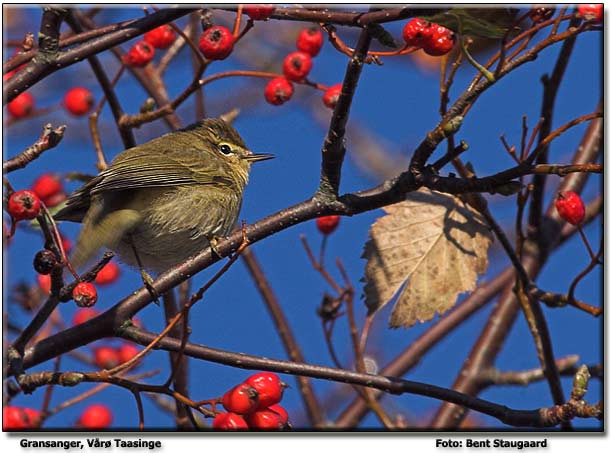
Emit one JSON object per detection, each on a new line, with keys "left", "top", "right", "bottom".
{"left": 418, "top": 8, "right": 520, "bottom": 39}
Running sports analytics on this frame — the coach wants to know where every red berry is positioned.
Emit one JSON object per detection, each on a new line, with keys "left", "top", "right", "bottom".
{"left": 212, "top": 412, "right": 249, "bottom": 430}
{"left": 117, "top": 343, "right": 140, "bottom": 364}
{"left": 3, "top": 406, "right": 25, "bottom": 430}
{"left": 31, "top": 173, "right": 63, "bottom": 205}
{"left": 577, "top": 4, "right": 603, "bottom": 23}
{"left": 144, "top": 25, "right": 176, "bottom": 49}
{"left": 38, "top": 274, "right": 51, "bottom": 295}
{"left": 78, "top": 404, "right": 113, "bottom": 429}
{"left": 243, "top": 5, "right": 275, "bottom": 20}
{"left": 94, "top": 346, "right": 120, "bottom": 369}
{"left": 555, "top": 191, "right": 585, "bottom": 225}
{"left": 123, "top": 41, "right": 155, "bottom": 67}
{"left": 73, "top": 282, "right": 98, "bottom": 307}
{"left": 8, "top": 190, "right": 41, "bottom": 220}
{"left": 316, "top": 215, "right": 340, "bottom": 235}
{"left": 264, "top": 77, "right": 294, "bottom": 105}
{"left": 245, "top": 408, "right": 286, "bottom": 430}
{"left": 422, "top": 24, "right": 455, "bottom": 56}
{"left": 4, "top": 69, "right": 16, "bottom": 81}
{"left": 22, "top": 408, "right": 41, "bottom": 427}
{"left": 94, "top": 261, "right": 121, "bottom": 286}
{"left": 63, "top": 87, "right": 94, "bottom": 116}
{"left": 199, "top": 26, "right": 234, "bottom": 61}
{"left": 61, "top": 235, "right": 73, "bottom": 253}
{"left": 282, "top": 51, "right": 313, "bottom": 81}
{"left": 244, "top": 372, "right": 285, "bottom": 409}
{"left": 402, "top": 18, "right": 433, "bottom": 47}
{"left": 322, "top": 84, "right": 342, "bottom": 109}
{"left": 222, "top": 383, "right": 259, "bottom": 414}
{"left": 3, "top": 51, "right": 28, "bottom": 82}
{"left": 3, "top": 406, "right": 40, "bottom": 429}
{"left": 296, "top": 27, "right": 324, "bottom": 57}
{"left": 7, "top": 91, "right": 34, "bottom": 118}
{"left": 2, "top": 406, "right": 33, "bottom": 431}
{"left": 72, "top": 307, "right": 100, "bottom": 326}
{"left": 267, "top": 404, "right": 289, "bottom": 424}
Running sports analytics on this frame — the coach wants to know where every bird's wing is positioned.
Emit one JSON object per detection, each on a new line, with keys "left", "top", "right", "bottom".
{"left": 55, "top": 146, "right": 232, "bottom": 222}
{"left": 91, "top": 146, "right": 230, "bottom": 194}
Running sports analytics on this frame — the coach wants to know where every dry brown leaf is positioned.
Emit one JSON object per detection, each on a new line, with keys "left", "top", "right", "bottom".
{"left": 362, "top": 188, "right": 493, "bottom": 328}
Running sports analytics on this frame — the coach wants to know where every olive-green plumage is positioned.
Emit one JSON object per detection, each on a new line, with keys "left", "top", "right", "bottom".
{"left": 55, "top": 118, "right": 272, "bottom": 273}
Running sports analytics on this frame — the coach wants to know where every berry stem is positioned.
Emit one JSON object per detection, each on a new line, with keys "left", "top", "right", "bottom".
{"left": 89, "top": 65, "right": 125, "bottom": 172}
{"left": 576, "top": 225, "right": 598, "bottom": 263}
{"left": 234, "top": 19, "right": 254, "bottom": 44}
{"left": 318, "top": 235, "right": 328, "bottom": 268}
{"left": 40, "top": 203, "right": 79, "bottom": 280}
{"left": 233, "top": 4, "right": 243, "bottom": 38}
{"left": 324, "top": 24, "right": 417, "bottom": 60}
{"left": 200, "top": 69, "right": 324, "bottom": 91}
{"left": 567, "top": 237, "right": 603, "bottom": 304}
{"left": 302, "top": 78, "right": 329, "bottom": 92}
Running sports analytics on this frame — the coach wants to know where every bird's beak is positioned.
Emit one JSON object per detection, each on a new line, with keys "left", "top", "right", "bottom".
{"left": 243, "top": 153, "right": 275, "bottom": 163}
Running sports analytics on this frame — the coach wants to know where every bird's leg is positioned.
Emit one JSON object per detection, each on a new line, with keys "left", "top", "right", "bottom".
{"left": 207, "top": 222, "right": 250, "bottom": 260}
{"left": 237, "top": 221, "right": 250, "bottom": 252}
{"left": 206, "top": 235, "right": 223, "bottom": 259}
{"left": 128, "top": 234, "right": 160, "bottom": 305}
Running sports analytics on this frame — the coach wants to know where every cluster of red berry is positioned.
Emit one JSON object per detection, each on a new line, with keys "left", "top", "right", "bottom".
{"left": 198, "top": 6, "right": 276, "bottom": 61}
{"left": 213, "top": 372, "right": 289, "bottom": 430}
{"left": 402, "top": 18, "right": 456, "bottom": 57}
{"left": 264, "top": 26, "right": 325, "bottom": 106}
{"left": 124, "top": 24, "right": 176, "bottom": 67}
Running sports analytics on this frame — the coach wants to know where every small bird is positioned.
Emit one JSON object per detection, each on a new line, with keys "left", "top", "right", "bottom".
{"left": 55, "top": 118, "right": 273, "bottom": 275}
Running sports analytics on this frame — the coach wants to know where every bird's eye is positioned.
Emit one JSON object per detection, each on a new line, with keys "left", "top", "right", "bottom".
{"left": 219, "top": 144, "right": 233, "bottom": 155}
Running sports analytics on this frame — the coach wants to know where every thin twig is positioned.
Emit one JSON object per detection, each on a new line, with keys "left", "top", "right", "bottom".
{"left": 3, "top": 124, "right": 66, "bottom": 173}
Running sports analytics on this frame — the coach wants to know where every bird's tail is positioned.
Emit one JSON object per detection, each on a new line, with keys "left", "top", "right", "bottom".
{"left": 71, "top": 208, "right": 141, "bottom": 270}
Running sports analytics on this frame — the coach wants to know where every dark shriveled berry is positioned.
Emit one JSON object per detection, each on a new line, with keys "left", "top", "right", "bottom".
{"left": 34, "top": 249, "right": 58, "bottom": 275}
{"left": 530, "top": 5, "right": 554, "bottom": 23}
